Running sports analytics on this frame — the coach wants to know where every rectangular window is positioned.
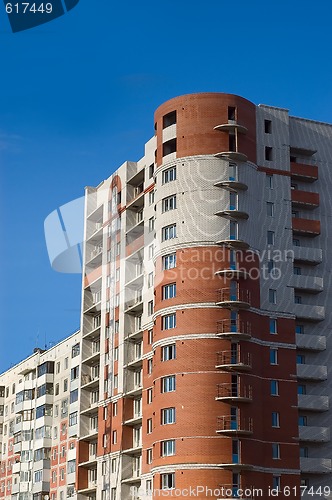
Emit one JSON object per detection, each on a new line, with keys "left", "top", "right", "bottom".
{"left": 163, "top": 253, "right": 176, "bottom": 270}
{"left": 149, "top": 244, "right": 154, "bottom": 260}
{"left": 70, "top": 390, "right": 78, "bottom": 404}
{"left": 162, "top": 345, "right": 176, "bottom": 361}
{"left": 162, "top": 314, "right": 176, "bottom": 330}
{"left": 272, "top": 412, "right": 280, "bottom": 428}
{"left": 148, "top": 329, "right": 153, "bottom": 344}
{"left": 162, "top": 195, "right": 177, "bottom": 212}
{"left": 295, "top": 295, "right": 302, "bottom": 304}
{"left": 163, "top": 111, "right": 177, "bottom": 128}
{"left": 273, "top": 477, "right": 281, "bottom": 491}
{"left": 162, "top": 283, "right": 176, "bottom": 300}
{"left": 296, "top": 325, "right": 304, "bottom": 334}
{"left": 264, "top": 119, "right": 272, "bottom": 133}
{"left": 161, "top": 408, "right": 175, "bottom": 425}
{"left": 149, "top": 164, "right": 154, "bottom": 179}
{"left": 69, "top": 412, "right": 78, "bottom": 427}
{"left": 71, "top": 344, "right": 80, "bottom": 358}
{"left": 272, "top": 443, "right": 280, "bottom": 459}
{"left": 269, "top": 289, "right": 276, "bottom": 304}
{"left": 294, "top": 266, "right": 302, "bottom": 275}
{"left": 148, "top": 300, "right": 154, "bottom": 316}
{"left": 161, "top": 439, "right": 175, "bottom": 457}
{"left": 270, "top": 319, "right": 277, "bottom": 334}
{"left": 268, "top": 260, "right": 274, "bottom": 274}
{"left": 265, "top": 146, "right": 273, "bottom": 161}
{"left": 148, "top": 272, "right": 154, "bottom": 288}
{"left": 161, "top": 376, "right": 176, "bottom": 393}
{"left": 147, "top": 388, "right": 153, "bottom": 404}
{"left": 162, "top": 224, "right": 177, "bottom": 241}
{"left": 147, "top": 418, "right": 152, "bottom": 434}
{"left": 267, "top": 231, "right": 275, "bottom": 245}
{"left": 297, "top": 355, "right": 305, "bottom": 365}
{"left": 161, "top": 473, "right": 175, "bottom": 490}
{"left": 147, "top": 448, "right": 153, "bottom": 464}
{"left": 162, "top": 166, "right": 176, "bottom": 184}
{"left": 299, "top": 416, "right": 307, "bottom": 426}
{"left": 271, "top": 380, "right": 279, "bottom": 396}
{"left": 266, "top": 202, "right": 274, "bottom": 217}
{"left": 270, "top": 349, "right": 278, "bottom": 365}
{"left": 293, "top": 238, "right": 300, "bottom": 246}
{"left": 149, "top": 217, "right": 155, "bottom": 232}
{"left": 298, "top": 384, "right": 306, "bottom": 395}
{"left": 266, "top": 174, "right": 273, "bottom": 189}
{"left": 149, "top": 190, "right": 155, "bottom": 205}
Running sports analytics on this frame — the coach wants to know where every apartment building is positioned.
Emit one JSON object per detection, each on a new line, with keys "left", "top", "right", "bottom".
{"left": 0, "top": 331, "right": 81, "bottom": 500}
{"left": 77, "top": 92, "right": 332, "bottom": 499}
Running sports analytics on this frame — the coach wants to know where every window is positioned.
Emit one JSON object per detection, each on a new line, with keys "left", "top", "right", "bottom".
{"left": 162, "top": 224, "right": 176, "bottom": 241}
{"left": 293, "top": 238, "right": 300, "bottom": 246}
{"left": 148, "top": 272, "right": 154, "bottom": 288}
{"left": 112, "top": 430, "right": 117, "bottom": 444}
{"left": 113, "top": 402, "right": 117, "bottom": 417}
{"left": 163, "top": 111, "right": 176, "bottom": 128}
{"left": 163, "top": 253, "right": 176, "bottom": 270}
{"left": 147, "top": 359, "right": 153, "bottom": 375}
{"left": 273, "top": 476, "right": 281, "bottom": 491}
{"left": 162, "top": 283, "right": 176, "bottom": 300}
{"left": 149, "top": 190, "right": 155, "bottom": 205}
{"left": 113, "top": 374, "right": 118, "bottom": 389}
{"left": 266, "top": 202, "right": 274, "bottom": 217}
{"left": 272, "top": 443, "right": 280, "bottom": 459}
{"left": 64, "top": 379, "right": 68, "bottom": 392}
{"left": 270, "top": 349, "right": 278, "bottom": 365}
{"left": 64, "top": 358, "right": 69, "bottom": 370}
{"left": 268, "top": 260, "right": 274, "bottom": 274}
{"left": 111, "top": 458, "right": 117, "bottom": 473}
{"left": 300, "top": 447, "right": 308, "bottom": 458}
{"left": 295, "top": 295, "right": 302, "bottom": 304}
{"left": 265, "top": 146, "right": 273, "bottom": 161}
{"left": 264, "top": 119, "right": 272, "bottom": 134}
{"left": 266, "top": 174, "right": 273, "bottom": 188}
{"left": 161, "top": 408, "right": 175, "bottom": 425}
{"left": 298, "top": 384, "right": 306, "bottom": 395}
{"left": 36, "top": 405, "right": 53, "bottom": 419}
{"left": 267, "top": 231, "right": 275, "bottom": 245}
{"left": 162, "top": 194, "right": 177, "bottom": 212}
{"left": 69, "top": 412, "right": 78, "bottom": 427}
{"left": 67, "top": 460, "right": 76, "bottom": 474}
{"left": 163, "top": 139, "right": 177, "bottom": 157}
{"left": 149, "top": 164, "right": 154, "bottom": 179}
{"left": 299, "top": 416, "right": 307, "bottom": 426}
{"left": 70, "top": 389, "right": 78, "bottom": 404}
{"left": 162, "top": 345, "right": 176, "bottom": 361}
{"left": 71, "top": 343, "right": 80, "bottom": 358}
{"left": 148, "top": 300, "right": 154, "bottom": 316}
{"left": 147, "top": 418, "right": 152, "bottom": 434}
{"left": 149, "top": 217, "right": 155, "bottom": 232}
{"left": 149, "top": 244, "right": 154, "bottom": 260}
{"left": 161, "top": 440, "right": 175, "bottom": 457}
{"left": 272, "top": 412, "right": 280, "bottom": 428}
{"left": 294, "top": 266, "right": 302, "bottom": 275}
{"left": 162, "top": 313, "right": 176, "bottom": 330}
{"left": 292, "top": 210, "right": 299, "bottom": 218}
{"left": 161, "top": 473, "right": 175, "bottom": 490}
{"left": 147, "top": 388, "right": 153, "bottom": 404}
{"left": 147, "top": 448, "right": 153, "bottom": 464}
{"left": 71, "top": 366, "right": 79, "bottom": 380}
{"left": 162, "top": 166, "right": 176, "bottom": 184}
{"left": 148, "top": 329, "right": 153, "bottom": 344}
{"left": 269, "top": 289, "right": 276, "bottom": 304}
{"left": 270, "top": 319, "right": 277, "bottom": 334}
{"left": 297, "top": 355, "right": 305, "bottom": 365}
{"left": 296, "top": 325, "right": 304, "bottom": 334}
{"left": 271, "top": 380, "right": 279, "bottom": 396}
{"left": 37, "top": 361, "right": 54, "bottom": 378}
{"left": 161, "top": 376, "right": 176, "bottom": 393}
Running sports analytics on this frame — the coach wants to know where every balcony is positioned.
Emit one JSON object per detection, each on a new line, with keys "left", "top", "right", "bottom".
{"left": 81, "top": 374, "right": 100, "bottom": 391}
{"left": 290, "top": 162, "right": 318, "bottom": 183}
{"left": 292, "top": 218, "right": 320, "bottom": 237}
{"left": 216, "top": 237, "right": 249, "bottom": 250}
{"left": 291, "top": 190, "right": 319, "bottom": 209}
{"left": 216, "top": 320, "right": 251, "bottom": 340}
{"left": 293, "top": 246, "right": 322, "bottom": 265}
{"left": 290, "top": 274, "right": 323, "bottom": 293}
{"left": 298, "top": 395, "right": 329, "bottom": 412}
{"left": 216, "top": 383, "right": 252, "bottom": 403}
{"left": 123, "top": 414, "right": 143, "bottom": 427}
{"left": 300, "top": 457, "right": 332, "bottom": 474}
{"left": 297, "top": 364, "right": 327, "bottom": 381}
{"left": 215, "top": 208, "right": 249, "bottom": 220}
{"left": 216, "top": 351, "right": 252, "bottom": 371}
{"left": 214, "top": 151, "right": 248, "bottom": 162}
{"left": 299, "top": 426, "right": 330, "bottom": 443}
{"left": 214, "top": 179, "right": 248, "bottom": 191}
{"left": 293, "top": 303, "right": 325, "bottom": 321}
{"left": 215, "top": 268, "right": 249, "bottom": 280}
{"left": 296, "top": 333, "right": 326, "bottom": 351}
{"left": 125, "top": 296, "right": 144, "bottom": 315}
{"left": 85, "top": 245, "right": 103, "bottom": 268}
{"left": 214, "top": 122, "right": 248, "bottom": 134}
{"left": 216, "top": 415, "right": 253, "bottom": 435}
{"left": 217, "top": 485, "right": 253, "bottom": 500}
{"left": 216, "top": 288, "right": 250, "bottom": 309}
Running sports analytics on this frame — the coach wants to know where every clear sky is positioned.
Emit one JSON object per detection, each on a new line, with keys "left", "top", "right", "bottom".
{"left": 1, "top": 0, "right": 332, "bottom": 372}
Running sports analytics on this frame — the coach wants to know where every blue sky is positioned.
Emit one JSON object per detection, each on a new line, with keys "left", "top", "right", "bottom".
{"left": 0, "top": 0, "right": 332, "bottom": 371}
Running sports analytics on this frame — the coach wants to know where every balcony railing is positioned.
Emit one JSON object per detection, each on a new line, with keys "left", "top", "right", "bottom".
{"left": 296, "top": 333, "right": 326, "bottom": 351}
{"left": 290, "top": 162, "right": 318, "bottom": 182}
{"left": 217, "top": 415, "right": 253, "bottom": 435}
{"left": 292, "top": 217, "right": 320, "bottom": 236}
{"left": 216, "top": 320, "right": 251, "bottom": 339}
{"left": 299, "top": 425, "right": 330, "bottom": 443}
{"left": 298, "top": 394, "right": 329, "bottom": 412}
{"left": 291, "top": 189, "right": 319, "bottom": 208}
{"left": 216, "top": 382, "right": 252, "bottom": 402}
{"left": 300, "top": 457, "right": 332, "bottom": 474}
{"left": 216, "top": 288, "right": 250, "bottom": 309}
{"left": 297, "top": 364, "right": 327, "bottom": 381}
{"left": 216, "top": 351, "right": 252, "bottom": 371}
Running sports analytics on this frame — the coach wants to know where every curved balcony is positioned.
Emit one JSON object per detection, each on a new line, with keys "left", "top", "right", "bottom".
{"left": 216, "top": 320, "right": 251, "bottom": 340}
{"left": 216, "top": 288, "right": 250, "bottom": 309}
{"left": 214, "top": 122, "right": 248, "bottom": 134}
{"left": 216, "top": 351, "right": 252, "bottom": 371}
{"left": 215, "top": 208, "right": 249, "bottom": 220}
{"left": 214, "top": 179, "right": 248, "bottom": 191}
{"left": 214, "top": 151, "right": 248, "bottom": 162}
{"left": 216, "top": 415, "right": 253, "bottom": 435}
{"left": 216, "top": 382, "right": 252, "bottom": 403}
{"left": 216, "top": 238, "right": 250, "bottom": 250}
{"left": 215, "top": 268, "right": 249, "bottom": 280}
